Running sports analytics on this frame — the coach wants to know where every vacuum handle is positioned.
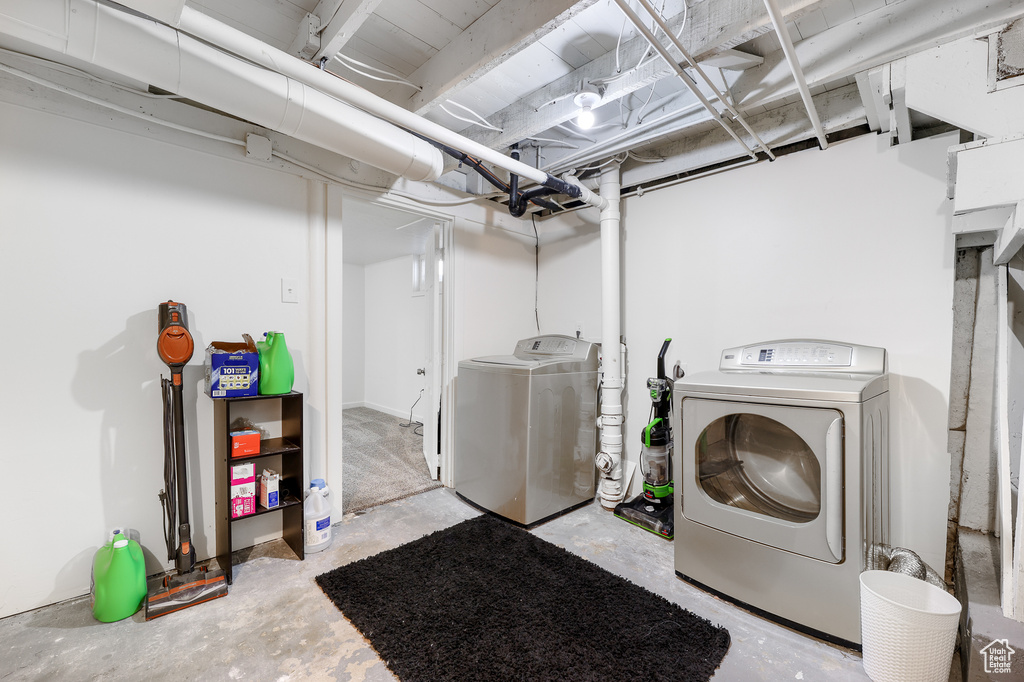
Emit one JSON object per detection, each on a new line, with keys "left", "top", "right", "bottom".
{"left": 657, "top": 338, "right": 672, "bottom": 381}
{"left": 171, "top": 380, "right": 195, "bottom": 575}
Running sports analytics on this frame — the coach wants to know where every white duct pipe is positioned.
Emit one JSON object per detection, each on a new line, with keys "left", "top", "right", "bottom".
{"left": 176, "top": 7, "right": 599, "bottom": 206}
{"left": 595, "top": 164, "right": 624, "bottom": 509}
{"left": 0, "top": 0, "right": 442, "bottom": 181}
{"left": 763, "top": 0, "right": 828, "bottom": 149}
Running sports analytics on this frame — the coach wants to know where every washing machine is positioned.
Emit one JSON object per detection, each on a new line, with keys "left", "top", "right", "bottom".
{"left": 455, "top": 335, "right": 599, "bottom": 526}
{"left": 673, "top": 340, "right": 889, "bottom": 646}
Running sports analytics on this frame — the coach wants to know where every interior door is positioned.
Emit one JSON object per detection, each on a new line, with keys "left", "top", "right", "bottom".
{"left": 680, "top": 398, "right": 844, "bottom": 563}
{"left": 421, "top": 222, "right": 442, "bottom": 479}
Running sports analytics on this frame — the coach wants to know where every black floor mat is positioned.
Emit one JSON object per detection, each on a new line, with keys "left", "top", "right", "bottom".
{"left": 316, "top": 514, "right": 730, "bottom": 681}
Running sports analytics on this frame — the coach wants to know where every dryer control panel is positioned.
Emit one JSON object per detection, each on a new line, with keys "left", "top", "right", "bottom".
{"left": 719, "top": 340, "right": 887, "bottom": 374}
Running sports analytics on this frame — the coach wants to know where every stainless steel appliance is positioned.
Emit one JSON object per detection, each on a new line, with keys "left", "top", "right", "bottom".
{"left": 455, "top": 335, "right": 599, "bottom": 526}
{"left": 674, "top": 340, "right": 889, "bottom": 646}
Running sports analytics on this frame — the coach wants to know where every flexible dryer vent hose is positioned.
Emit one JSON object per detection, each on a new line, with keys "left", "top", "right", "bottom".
{"left": 871, "top": 544, "right": 947, "bottom": 591}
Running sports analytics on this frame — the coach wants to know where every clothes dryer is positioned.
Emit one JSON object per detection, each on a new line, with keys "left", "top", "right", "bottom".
{"left": 455, "top": 335, "right": 599, "bottom": 526}
{"left": 674, "top": 340, "right": 889, "bottom": 646}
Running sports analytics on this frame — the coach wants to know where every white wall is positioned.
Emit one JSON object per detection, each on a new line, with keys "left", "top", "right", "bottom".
{"left": 0, "top": 95, "right": 543, "bottom": 619}
{"left": 342, "top": 263, "right": 365, "bottom": 407}
{"left": 0, "top": 100, "right": 320, "bottom": 618}
{"left": 539, "top": 132, "right": 957, "bottom": 571}
{"left": 363, "top": 256, "right": 426, "bottom": 420}
{"left": 452, "top": 217, "right": 540, "bottom": 362}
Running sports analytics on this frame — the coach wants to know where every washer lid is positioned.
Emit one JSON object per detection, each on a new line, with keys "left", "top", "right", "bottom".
{"left": 459, "top": 354, "right": 595, "bottom": 375}
{"left": 467, "top": 355, "right": 551, "bottom": 368}
{"left": 676, "top": 368, "right": 887, "bottom": 402}
{"left": 459, "top": 334, "right": 599, "bottom": 375}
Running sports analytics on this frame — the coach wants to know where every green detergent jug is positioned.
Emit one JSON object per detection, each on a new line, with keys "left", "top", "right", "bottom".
{"left": 258, "top": 331, "right": 294, "bottom": 395}
{"left": 91, "top": 530, "right": 146, "bottom": 622}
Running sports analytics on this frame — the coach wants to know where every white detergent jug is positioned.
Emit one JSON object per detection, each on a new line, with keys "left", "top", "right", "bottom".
{"left": 304, "top": 478, "right": 332, "bottom": 553}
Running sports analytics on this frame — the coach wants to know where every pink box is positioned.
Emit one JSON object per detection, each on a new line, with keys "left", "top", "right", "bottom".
{"left": 230, "top": 462, "right": 256, "bottom": 518}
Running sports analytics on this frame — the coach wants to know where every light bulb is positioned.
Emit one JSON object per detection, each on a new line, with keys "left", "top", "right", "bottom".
{"left": 577, "top": 105, "right": 595, "bottom": 130}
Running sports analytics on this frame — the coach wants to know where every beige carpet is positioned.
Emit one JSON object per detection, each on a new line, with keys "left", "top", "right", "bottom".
{"left": 342, "top": 407, "right": 441, "bottom": 514}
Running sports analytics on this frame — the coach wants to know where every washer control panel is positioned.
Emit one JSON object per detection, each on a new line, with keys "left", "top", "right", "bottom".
{"left": 717, "top": 340, "right": 886, "bottom": 374}
{"left": 518, "top": 336, "right": 577, "bottom": 355}
{"left": 512, "top": 335, "right": 597, "bottom": 363}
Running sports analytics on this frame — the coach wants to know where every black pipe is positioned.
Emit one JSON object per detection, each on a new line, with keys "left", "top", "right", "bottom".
{"left": 408, "top": 130, "right": 583, "bottom": 213}
{"left": 510, "top": 186, "right": 560, "bottom": 217}
{"left": 510, "top": 145, "right": 520, "bottom": 209}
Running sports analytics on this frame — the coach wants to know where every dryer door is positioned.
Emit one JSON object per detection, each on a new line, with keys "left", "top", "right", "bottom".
{"left": 680, "top": 398, "right": 844, "bottom": 563}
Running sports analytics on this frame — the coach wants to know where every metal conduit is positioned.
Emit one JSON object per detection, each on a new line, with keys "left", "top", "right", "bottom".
{"left": 610, "top": 0, "right": 756, "bottom": 160}
{"left": 626, "top": 0, "right": 776, "bottom": 161}
{"left": 763, "top": 0, "right": 828, "bottom": 149}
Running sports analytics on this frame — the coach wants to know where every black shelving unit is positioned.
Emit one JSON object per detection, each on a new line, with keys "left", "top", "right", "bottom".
{"left": 214, "top": 392, "right": 304, "bottom": 584}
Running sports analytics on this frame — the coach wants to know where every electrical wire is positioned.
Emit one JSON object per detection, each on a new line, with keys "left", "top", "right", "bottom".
{"left": 627, "top": 150, "right": 663, "bottom": 163}
{"left": 444, "top": 99, "right": 503, "bottom": 131}
{"left": 438, "top": 103, "right": 503, "bottom": 132}
{"left": 595, "top": 0, "right": 689, "bottom": 86}
{"left": 524, "top": 136, "right": 578, "bottom": 149}
{"left": 635, "top": 83, "right": 658, "bottom": 124}
{"left": 330, "top": 54, "right": 421, "bottom": 90}
{"left": 399, "top": 389, "right": 425, "bottom": 437}
{"left": 577, "top": 153, "right": 627, "bottom": 173}
{"left": 615, "top": 16, "right": 627, "bottom": 73}
{"left": 531, "top": 213, "right": 540, "bottom": 333}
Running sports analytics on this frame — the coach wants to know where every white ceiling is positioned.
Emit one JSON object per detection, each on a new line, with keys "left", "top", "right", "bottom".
{"left": 1, "top": 0, "right": 1018, "bottom": 214}
{"left": 179, "top": 0, "right": 1014, "bottom": 199}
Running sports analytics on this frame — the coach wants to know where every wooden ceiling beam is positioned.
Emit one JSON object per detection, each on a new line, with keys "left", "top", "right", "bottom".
{"left": 311, "top": 0, "right": 386, "bottom": 62}
{"left": 457, "top": 0, "right": 826, "bottom": 151}
{"left": 399, "top": 0, "right": 601, "bottom": 113}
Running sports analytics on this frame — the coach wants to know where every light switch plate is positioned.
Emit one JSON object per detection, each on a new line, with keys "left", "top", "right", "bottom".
{"left": 281, "top": 278, "right": 299, "bottom": 304}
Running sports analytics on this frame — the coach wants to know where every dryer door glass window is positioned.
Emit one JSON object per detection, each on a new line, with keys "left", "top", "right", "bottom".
{"left": 696, "top": 413, "right": 820, "bottom": 523}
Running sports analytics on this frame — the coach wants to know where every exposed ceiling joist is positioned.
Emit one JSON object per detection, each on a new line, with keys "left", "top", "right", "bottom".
{"left": 457, "top": 0, "right": 826, "bottom": 151}
{"left": 400, "top": 0, "right": 601, "bottom": 113}
{"left": 312, "top": 0, "right": 385, "bottom": 62}
{"left": 618, "top": 84, "right": 865, "bottom": 188}
{"left": 535, "top": 0, "right": 1024, "bottom": 174}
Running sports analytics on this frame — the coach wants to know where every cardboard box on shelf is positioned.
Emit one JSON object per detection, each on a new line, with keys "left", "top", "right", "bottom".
{"left": 230, "top": 429, "right": 260, "bottom": 457}
{"left": 230, "top": 462, "right": 256, "bottom": 518}
{"left": 206, "top": 334, "right": 258, "bottom": 398}
{"left": 259, "top": 468, "right": 280, "bottom": 509}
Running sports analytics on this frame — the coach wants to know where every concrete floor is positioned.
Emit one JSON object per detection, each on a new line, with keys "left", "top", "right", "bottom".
{"left": 3, "top": 488, "right": 872, "bottom": 680}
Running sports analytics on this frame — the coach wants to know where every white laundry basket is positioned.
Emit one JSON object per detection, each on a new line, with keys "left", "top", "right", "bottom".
{"left": 859, "top": 570, "right": 961, "bottom": 682}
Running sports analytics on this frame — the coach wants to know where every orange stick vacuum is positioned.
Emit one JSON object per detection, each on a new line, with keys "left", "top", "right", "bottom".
{"left": 147, "top": 301, "right": 227, "bottom": 619}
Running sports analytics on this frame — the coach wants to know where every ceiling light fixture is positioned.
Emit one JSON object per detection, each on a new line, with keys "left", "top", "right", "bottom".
{"left": 573, "top": 83, "right": 602, "bottom": 130}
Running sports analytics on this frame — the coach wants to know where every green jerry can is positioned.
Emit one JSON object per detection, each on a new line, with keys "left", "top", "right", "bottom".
{"left": 257, "top": 331, "right": 294, "bottom": 395}
{"left": 91, "top": 530, "right": 146, "bottom": 622}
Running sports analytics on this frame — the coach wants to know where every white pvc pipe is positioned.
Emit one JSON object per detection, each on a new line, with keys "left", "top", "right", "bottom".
{"left": 596, "top": 165, "right": 624, "bottom": 509}
{"left": 0, "top": 0, "right": 443, "bottom": 182}
{"left": 763, "top": 0, "right": 829, "bottom": 149}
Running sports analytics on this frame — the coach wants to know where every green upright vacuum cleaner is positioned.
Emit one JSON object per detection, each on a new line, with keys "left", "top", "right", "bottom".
{"left": 614, "top": 338, "right": 674, "bottom": 539}
{"left": 145, "top": 301, "right": 228, "bottom": 619}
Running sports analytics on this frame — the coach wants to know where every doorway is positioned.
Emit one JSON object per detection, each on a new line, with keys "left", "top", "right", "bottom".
{"left": 338, "top": 194, "right": 447, "bottom": 513}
